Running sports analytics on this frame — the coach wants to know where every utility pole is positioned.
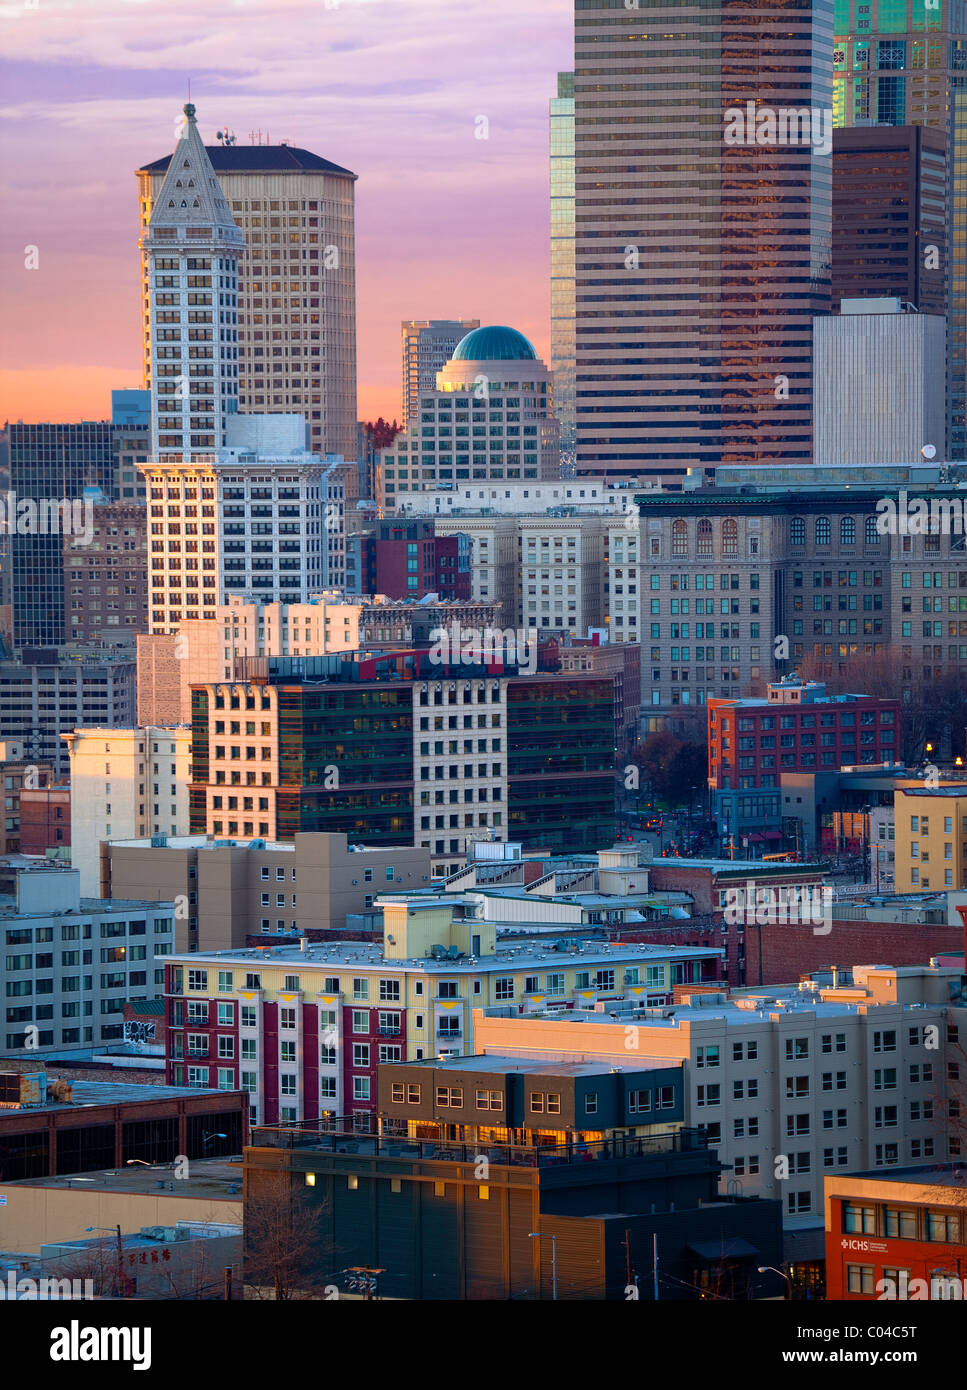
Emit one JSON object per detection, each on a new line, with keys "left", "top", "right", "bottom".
{"left": 624, "top": 1227, "right": 633, "bottom": 1290}
{"left": 652, "top": 1232, "right": 659, "bottom": 1301}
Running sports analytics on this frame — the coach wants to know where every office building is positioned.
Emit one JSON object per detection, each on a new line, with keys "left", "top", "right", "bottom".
{"left": 893, "top": 784, "right": 967, "bottom": 891}
{"left": 7, "top": 422, "right": 115, "bottom": 648}
{"left": 162, "top": 898, "right": 719, "bottom": 1124}
{"left": 573, "top": 1, "right": 832, "bottom": 482}
{"left": 135, "top": 594, "right": 502, "bottom": 727}
{"left": 550, "top": 72, "right": 576, "bottom": 458}
{"left": 401, "top": 320, "right": 479, "bottom": 426}
{"left": 707, "top": 676, "right": 902, "bottom": 844}
{"left": 137, "top": 127, "right": 358, "bottom": 464}
{"left": 139, "top": 422, "right": 346, "bottom": 635}
{"left": 831, "top": 126, "right": 946, "bottom": 312}
{"left": 111, "top": 389, "right": 151, "bottom": 502}
{"left": 61, "top": 726, "right": 193, "bottom": 897}
{"left": 0, "top": 651, "right": 136, "bottom": 780}
{"left": 833, "top": 2, "right": 967, "bottom": 457}
{"left": 138, "top": 103, "right": 246, "bottom": 461}
{"left": 825, "top": 1165, "right": 967, "bottom": 1300}
{"left": 101, "top": 831, "right": 432, "bottom": 954}
{"left": 0, "top": 863, "right": 175, "bottom": 1054}
{"left": 63, "top": 500, "right": 149, "bottom": 651}
{"left": 813, "top": 301, "right": 946, "bottom": 463}
{"left": 378, "top": 325, "right": 560, "bottom": 510}
{"left": 622, "top": 469, "right": 967, "bottom": 726}
{"left": 186, "top": 648, "right": 616, "bottom": 876}
{"left": 346, "top": 519, "right": 470, "bottom": 600}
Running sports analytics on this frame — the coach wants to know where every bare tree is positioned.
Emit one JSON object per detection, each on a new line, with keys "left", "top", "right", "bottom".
{"left": 244, "top": 1181, "right": 333, "bottom": 1300}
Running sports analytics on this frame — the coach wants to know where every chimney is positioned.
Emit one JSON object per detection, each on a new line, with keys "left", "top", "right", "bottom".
{"left": 956, "top": 904, "right": 967, "bottom": 966}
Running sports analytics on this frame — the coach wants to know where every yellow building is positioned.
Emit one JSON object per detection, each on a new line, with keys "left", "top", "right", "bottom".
{"left": 893, "top": 786, "right": 967, "bottom": 893}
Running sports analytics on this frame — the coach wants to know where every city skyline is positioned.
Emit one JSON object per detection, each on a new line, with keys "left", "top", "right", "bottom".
{"left": 0, "top": 0, "right": 570, "bottom": 427}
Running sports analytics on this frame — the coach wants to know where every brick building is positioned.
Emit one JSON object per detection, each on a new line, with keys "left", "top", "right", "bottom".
{"left": 18, "top": 784, "right": 70, "bottom": 856}
{"left": 708, "top": 675, "right": 901, "bottom": 846}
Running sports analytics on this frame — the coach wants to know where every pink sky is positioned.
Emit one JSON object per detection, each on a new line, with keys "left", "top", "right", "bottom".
{"left": 0, "top": 0, "right": 571, "bottom": 428}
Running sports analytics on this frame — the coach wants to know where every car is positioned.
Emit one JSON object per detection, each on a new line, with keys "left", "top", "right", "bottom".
{"left": 645, "top": 817, "right": 662, "bottom": 832}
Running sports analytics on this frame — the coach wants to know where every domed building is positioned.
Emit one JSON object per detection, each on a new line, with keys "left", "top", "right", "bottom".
{"left": 378, "top": 324, "right": 560, "bottom": 510}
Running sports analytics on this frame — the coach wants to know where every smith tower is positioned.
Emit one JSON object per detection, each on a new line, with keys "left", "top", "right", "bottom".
{"left": 140, "top": 104, "right": 245, "bottom": 461}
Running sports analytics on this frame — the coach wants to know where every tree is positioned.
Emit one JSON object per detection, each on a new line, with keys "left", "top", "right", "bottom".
{"left": 244, "top": 1180, "right": 333, "bottom": 1300}
{"left": 633, "top": 731, "right": 708, "bottom": 805}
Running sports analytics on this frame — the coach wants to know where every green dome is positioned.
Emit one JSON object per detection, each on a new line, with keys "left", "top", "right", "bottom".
{"left": 451, "top": 325, "right": 538, "bottom": 362}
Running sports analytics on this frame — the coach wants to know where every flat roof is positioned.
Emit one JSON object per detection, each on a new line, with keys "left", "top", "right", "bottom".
{"left": 4, "top": 1160, "right": 243, "bottom": 1200}
{"left": 829, "top": 1163, "right": 967, "bottom": 1189}
{"left": 168, "top": 939, "right": 723, "bottom": 972}
{"left": 390, "top": 1053, "right": 680, "bottom": 1078}
{"left": 0, "top": 1078, "right": 243, "bottom": 1115}
{"left": 0, "top": 896, "right": 174, "bottom": 919}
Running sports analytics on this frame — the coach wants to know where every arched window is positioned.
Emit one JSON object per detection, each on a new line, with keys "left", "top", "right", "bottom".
{"left": 815, "top": 516, "right": 831, "bottom": 547}
{"left": 721, "top": 518, "right": 738, "bottom": 558}
{"left": 865, "top": 515, "right": 880, "bottom": 545}
{"left": 672, "top": 519, "right": 688, "bottom": 556}
{"left": 697, "top": 518, "right": 713, "bottom": 558}
{"left": 841, "top": 516, "right": 856, "bottom": 546}
{"left": 790, "top": 516, "right": 805, "bottom": 546}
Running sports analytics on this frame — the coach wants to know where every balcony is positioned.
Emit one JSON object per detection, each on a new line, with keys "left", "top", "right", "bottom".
{"left": 436, "top": 1027, "right": 461, "bottom": 1039}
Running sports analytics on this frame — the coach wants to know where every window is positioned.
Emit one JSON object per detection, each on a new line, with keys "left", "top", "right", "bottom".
{"left": 844, "top": 1204, "right": 875, "bottom": 1234}
{"left": 847, "top": 1265, "right": 875, "bottom": 1295}
{"left": 435, "top": 1086, "right": 463, "bottom": 1108}
{"left": 785, "top": 1037, "right": 809, "bottom": 1060}
{"left": 379, "top": 979, "right": 401, "bottom": 1002}
{"left": 494, "top": 978, "right": 514, "bottom": 1000}
{"left": 874, "top": 1030, "right": 897, "bottom": 1053}
{"left": 352, "top": 978, "right": 369, "bottom": 1001}
{"left": 628, "top": 1089, "right": 651, "bottom": 1114}
{"left": 696, "top": 1045, "right": 720, "bottom": 1068}
{"left": 585, "top": 1092, "right": 598, "bottom": 1114}
{"left": 352, "top": 1043, "right": 369, "bottom": 1068}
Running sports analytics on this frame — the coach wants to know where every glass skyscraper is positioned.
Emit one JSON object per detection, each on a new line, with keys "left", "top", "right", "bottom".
{"left": 573, "top": 0, "right": 834, "bottom": 484}
{"left": 550, "top": 72, "right": 576, "bottom": 462}
{"left": 833, "top": 0, "right": 967, "bottom": 457}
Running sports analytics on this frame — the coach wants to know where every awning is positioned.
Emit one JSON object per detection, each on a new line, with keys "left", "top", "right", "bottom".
{"left": 746, "top": 834, "right": 764, "bottom": 844}
{"left": 762, "top": 830, "right": 783, "bottom": 840}
{"left": 688, "top": 1238, "right": 759, "bottom": 1261}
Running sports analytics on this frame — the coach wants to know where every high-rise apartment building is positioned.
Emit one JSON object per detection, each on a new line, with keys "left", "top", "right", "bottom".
{"left": 549, "top": 72, "right": 576, "bottom": 459}
{"left": 0, "top": 652, "right": 136, "bottom": 780}
{"left": 833, "top": 1, "right": 967, "bottom": 456}
{"left": 573, "top": 1, "right": 833, "bottom": 483}
{"left": 379, "top": 326, "right": 560, "bottom": 510}
{"left": 137, "top": 130, "right": 358, "bottom": 462}
{"left": 831, "top": 126, "right": 947, "bottom": 311}
{"left": 401, "top": 320, "right": 479, "bottom": 426}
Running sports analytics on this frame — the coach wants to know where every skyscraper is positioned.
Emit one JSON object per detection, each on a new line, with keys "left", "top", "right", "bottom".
{"left": 8, "top": 421, "right": 114, "bottom": 648}
{"left": 832, "top": 1, "right": 967, "bottom": 456}
{"left": 139, "top": 103, "right": 245, "bottom": 461}
{"left": 137, "top": 133, "right": 358, "bottom": 463}
{"left": 549, "top": 72, "right": 576, "bottom": 460}
{"left": 573, "top": 0, "right": 834, "bottom": 484}
{"left": 401, "top": 320, "right": 479, "bottom": 425}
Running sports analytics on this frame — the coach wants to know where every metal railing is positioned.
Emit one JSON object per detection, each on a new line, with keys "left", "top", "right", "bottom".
{"left": 249, "top": 1124, "right": 707, "bottom": 1167}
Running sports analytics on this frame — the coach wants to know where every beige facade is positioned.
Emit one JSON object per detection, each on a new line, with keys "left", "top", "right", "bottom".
{"left": 62, "top": 726, "right": 192, "bottom": 897}
{"left": 474, "top": 961, "right": 966, "bottom": 1232}
{"left": 101, "top": 831, "right": 432, "bottom": 954}
{"left": 893, "top": 786, "right": 967, "bottom": 894}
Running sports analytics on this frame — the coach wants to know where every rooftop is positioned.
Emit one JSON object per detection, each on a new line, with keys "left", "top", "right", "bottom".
{"left": 387, "top": 1053, "right": 680, "bottom": 1078}
{"left": 138, "top": 144, "right": 355, "bottom": 179}
{"left": 0, "top": 1078, "right": 241, "bottom": 1116}
{"left": 0, "top": 894, "right": 174, "bottom": 919}
{"left": 168, "top": 938, "right": 722, "bottom": 973}
{"left": 5, "top": 1160, "right": 243, "bottom": 1200}
{"left": 451, "top": 325, "right": 538, "bottom": 363}
{"left": 832, "top": 1163, "right": 967, "bottom": 1190}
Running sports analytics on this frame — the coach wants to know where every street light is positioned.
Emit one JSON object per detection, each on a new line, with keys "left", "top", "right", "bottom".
{"left": 757, "top": 1264, "right": 792, "bottom": 1299}
{"left": 125, "top": 1159, "right": 151, "bottom": 1167}
{"left": 86, "top": 1225, "right": 124, "bottom": 1297}
{"left": 528, "top": 1232, "right": 558, "bottom": 1300}
{"left": 202, "top": 1131, "right": 228, "bottom": 1150}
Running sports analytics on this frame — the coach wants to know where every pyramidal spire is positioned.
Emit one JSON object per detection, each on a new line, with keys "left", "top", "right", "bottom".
{"left": 148, "top": 102, "right": 243, "bottom": 240}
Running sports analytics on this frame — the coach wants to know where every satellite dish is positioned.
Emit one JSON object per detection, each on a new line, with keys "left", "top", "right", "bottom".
{"left": 921, "top": 444, "right": 937, "bottom": 460}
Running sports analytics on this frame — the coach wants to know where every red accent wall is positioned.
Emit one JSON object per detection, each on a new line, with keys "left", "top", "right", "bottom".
{"left": 746, "top": 916, "right": 966, "bottom": 987}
